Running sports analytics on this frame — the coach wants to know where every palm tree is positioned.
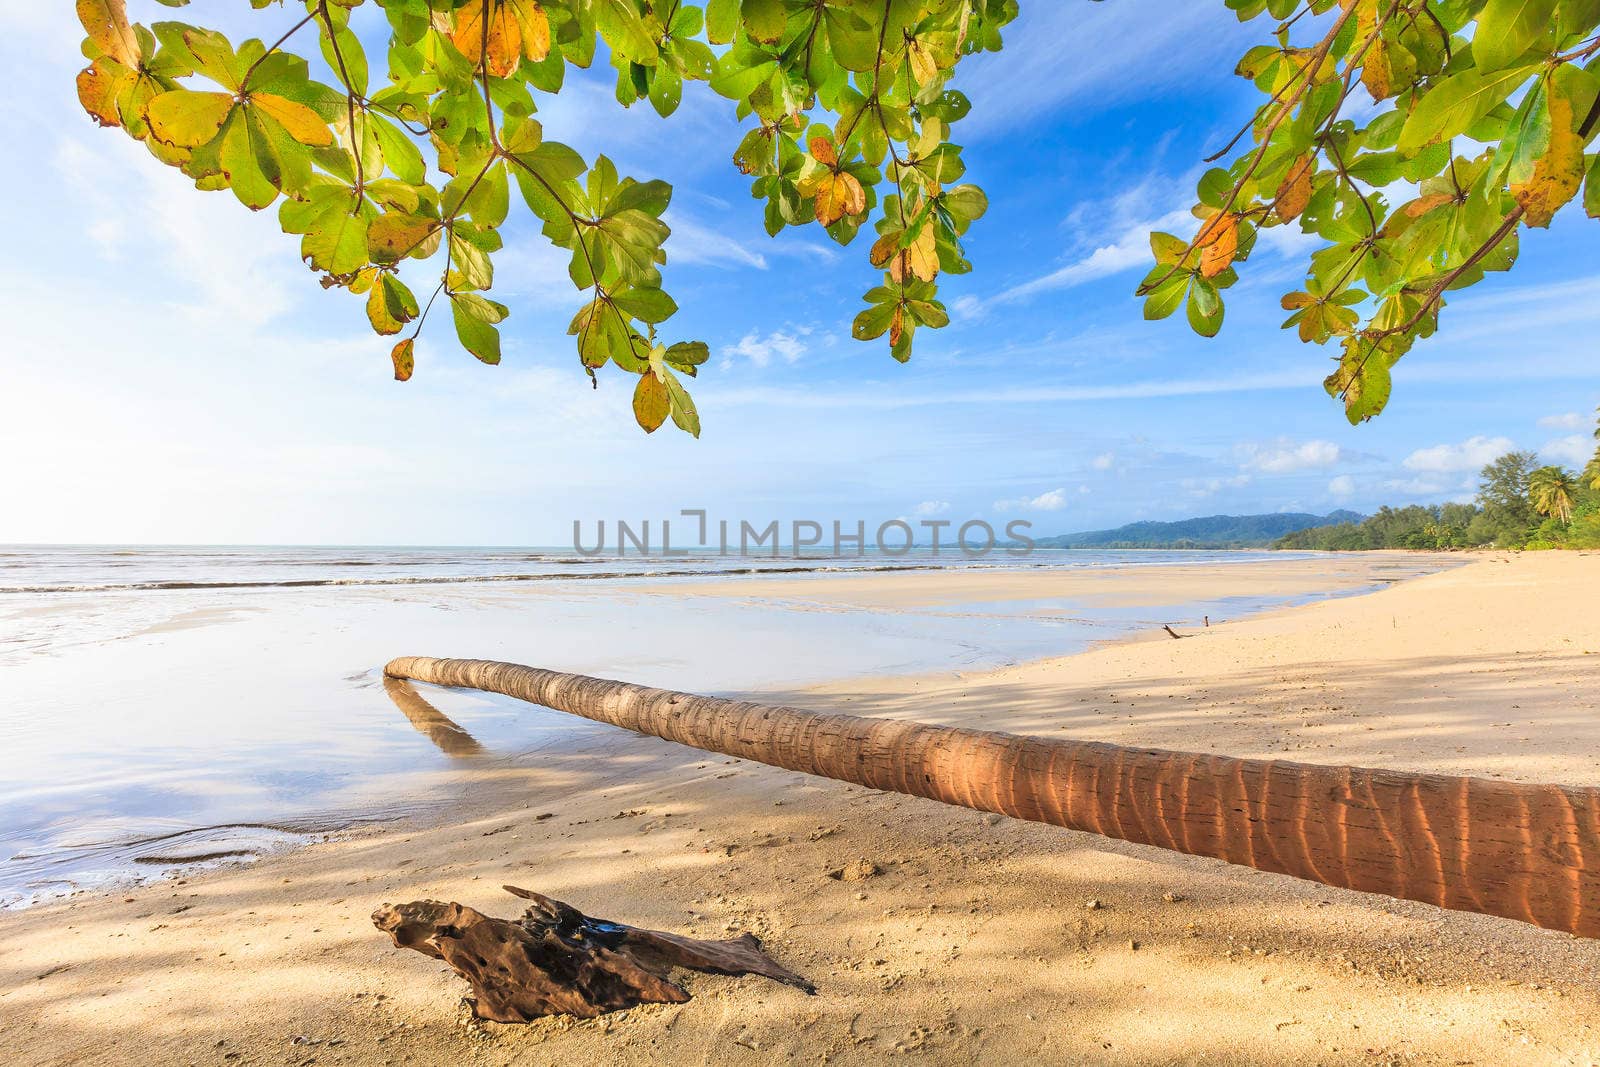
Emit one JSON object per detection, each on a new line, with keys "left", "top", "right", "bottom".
{"left": 1529, "top": 465, "right": 1578, "bottom": 523}
{"left": 1587, "top": 454, "right": 1600, "bottom": 492}
{"left": 387, "top": 656, "right": 1600, "bottom": 938}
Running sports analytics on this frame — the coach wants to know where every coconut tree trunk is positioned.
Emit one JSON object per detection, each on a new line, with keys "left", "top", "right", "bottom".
{"left": 385, "top": 656, "right": 1600, "bottom": 939}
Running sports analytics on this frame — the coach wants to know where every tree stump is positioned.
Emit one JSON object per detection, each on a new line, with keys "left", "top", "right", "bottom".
{"left": 372, "top": 885, "right": 813, "bottom": 1022}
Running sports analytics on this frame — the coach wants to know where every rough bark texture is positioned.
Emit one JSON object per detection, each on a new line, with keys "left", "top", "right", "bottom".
{"left": 373, "top": 885, "right": 812, "bottom": 1022}
{"left": 384, "top": 656, "right": 1600, "bottom": 939}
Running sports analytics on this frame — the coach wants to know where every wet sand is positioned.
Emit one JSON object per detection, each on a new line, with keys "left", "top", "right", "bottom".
{"left": 4, "top": 552, "right": 1600, "bottom": 1064}
{"left": 0, "top": 550, "right": 1435, "bottom": 905}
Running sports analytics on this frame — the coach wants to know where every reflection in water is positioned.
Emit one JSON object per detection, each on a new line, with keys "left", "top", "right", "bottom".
{"left": 383, "top": 676, "right": 487, "bottom": 758}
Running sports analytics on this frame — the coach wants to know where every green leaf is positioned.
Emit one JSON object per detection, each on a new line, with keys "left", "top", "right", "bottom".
{"left": 1143, "top": 276, "right": 1187, "bottom": 320}
{"left": 823, "top": 5, "right": 877, "bottom": 71}
{"left": 1473, "top": 0, "right": 1556, "bottom": 72}
{"left": 648, "top": 60, "right": 682, "bottom": 117}
{"left": 664, "top": 370, "right": 700, "bottom": 436}
{"left": 741, "top": 0, "right": 788, "bottom": 44}
{"left": 294, "top": 194, "right": 370, "bottom": 275}
{"left": 451, "top": 293, "right": 505, "bottom": 365}
{"left": 852, "top": 301, "right": 896, "bottom": 341}
{"left": 371, "top": 114, "right": 424, "bottom": 184}
{"left": 1398, "top": 64, "right": 1539, "bottom": 152}
{"left": 665, "top": 340, "right": 710, "bottom": 369}
{"left": 220, "top": 112, "right": 278, "bottom": 209}
{"left": 706, "top": 0, "right": 739, "bottom": 44}
{"left": 595, "top": 0, "right": 659, "bottom": 64}
{"left": 612, "top": 286, "right": 678, "bottom": 323}
{"left": 710, "top": 54, "right": 777, "bottom": 99}
{"left": 1185, "top": 278, "right": 1224, "bottom": 337}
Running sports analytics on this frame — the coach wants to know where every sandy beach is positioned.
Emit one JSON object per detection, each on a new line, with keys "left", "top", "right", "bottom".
{"left": 4, "top": 551, "right": 1600, "bottom": 1065}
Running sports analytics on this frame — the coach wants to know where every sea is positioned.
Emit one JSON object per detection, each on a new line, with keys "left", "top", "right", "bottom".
{"left": 0, "top": 544, "right": 1441, "bottom": 907}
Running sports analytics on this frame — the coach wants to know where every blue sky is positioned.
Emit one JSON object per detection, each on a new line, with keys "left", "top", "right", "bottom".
{"left": 2, "top": 2, "right": 1596, "bottom": 545}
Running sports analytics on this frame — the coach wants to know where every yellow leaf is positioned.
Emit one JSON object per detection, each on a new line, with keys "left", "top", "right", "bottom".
{"left": 633, "top": 372, "right": 669, "bottom": 433}
{"left": 1196, "top": 212, "right": 1238, "bottom": 279}
{"left": 888, "top": 305, "right": 905, "bottom": 347}
{"left": 77, "top": 0, "right": 139, "bottom": 68}
{"left": 808, "top": 136, "right": 838, "bottom": 167}
{"left": 453, "top": 1, "right": 522, "bottom": 79}
{"left": 1401, "top": 192, "right": 1453, "bottom": 218}
{"left": 813, "top": 171, "right": 865, "bottom": 225}
{"left": 1280, "top": 291, "right": 1315, "bottom": 310}
{"left": 1513, "top": 81, "right": 1584, "bottom": 228}
{"left": 391, "top": 339, "right": 415, "bottom": 382}
{"left": 77, "top": 58, "right": 127, "bottom": 128}
{"left": 145, "top": 90, "right": 235, "bottom": 148}
{"left": 868, "top": 233, "right": 897, "bottom": 268}
{"left": 907, "top": 39, "right": 938, "bottom": 87}
{"left": 1275, "top": 155, "right": 1314, "bottom": 222}
{"left": 906, "top": 225, "right": 938, "bottom": 282}
{"left": 368, "top": 284, "right": 403, "bottom": 335}
{"left": 511, "top": 0, "right": 551, "bottom": 62}
{"left": 368, "top": 212, "right": 438, "bottom": 264}
{"left": 1361, "top": 37, "right": 1391, "bottom": 101}
{"left": 252, "top": 93, "right": 334, "bottom": 147}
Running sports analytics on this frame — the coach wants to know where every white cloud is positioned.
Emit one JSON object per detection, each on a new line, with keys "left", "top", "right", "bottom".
{"left": 1402, "top": 435, "right": 1516, "bottom": 473}
{"left": 992, "top": 207, "right": 1193, "bottom": 306}
{"left": 1383, "top": 474, "right": 1478, "bottom": 498}
{"left": 1542, "top": 434, "right": 1596, "bottom": 467}
{"left": 663, "top": 212, "right": 769, "bottom": 269}
{"left": 1237, "top": 438, "right": 1343, "bottom": 474}
{"left": 1538, "top": 412, "right": 1587, "bottom": 431}
{"left": 994, "top": 488, "right": 1070, "bottom": 512}
{"left": 1091, "top": 451, "right": 1116, "bottom": 471}
{"left": 58, "top": 132, "right": 299, "bottom": 328}
{"left": 494, "top": 240, "right": 579, "bottom": 307}
{"left": 704, "top": 369, "right": 1311, "bottom": 411}
{"left": 721, "top": 328, "right": 810, "bottom": 369}
{"left": 1327, "top": 474, "right": 1355, "bottom": 500}
{"left": 912, "top": 500, "right": 951, "bottom": 516}
{"left": 949, "top": 295, "right": 984, "bottom": 321}
{"left": 1181, "top": 474, "right": 1252, "bottom": 498}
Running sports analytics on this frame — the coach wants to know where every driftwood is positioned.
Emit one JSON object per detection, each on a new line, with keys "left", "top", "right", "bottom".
{"left": 384, "top": 656, "right": 1600, "bottom": 939}
{"left": 1162, "top": 624, "right": 1188, "bottom": 639}
{"left": 373, "top": 885, "right": 812, "bottom": 1022}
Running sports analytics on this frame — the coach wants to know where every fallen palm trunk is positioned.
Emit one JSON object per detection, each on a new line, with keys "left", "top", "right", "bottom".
{"left": 385, "top": 656, "right": 1600, "bottom": 938}
{"left": 374, "top": 885, "right": 811, "bottom": 1021}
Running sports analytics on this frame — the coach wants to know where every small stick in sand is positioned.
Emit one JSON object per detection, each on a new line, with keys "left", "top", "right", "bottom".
{"left": 1163, "top": 624, "right": 1189, "bottom": 639}
{"left": 373, "top": 885, "right": 812, "bottom": 1022}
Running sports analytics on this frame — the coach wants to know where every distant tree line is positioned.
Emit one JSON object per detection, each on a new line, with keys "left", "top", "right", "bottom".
{"left": 1278, "top": 411, "right": 1600, "bottom": 551}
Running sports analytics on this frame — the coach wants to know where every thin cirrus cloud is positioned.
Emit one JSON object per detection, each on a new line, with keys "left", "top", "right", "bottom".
{"left": 989, "top": 208, "right": 1195, "bottom": 306}
{"left": 957, "top": 1, "right": 1259, "bottom": 139}
{"left": 703, "top": 369, "right": 1309, "bottom": 411}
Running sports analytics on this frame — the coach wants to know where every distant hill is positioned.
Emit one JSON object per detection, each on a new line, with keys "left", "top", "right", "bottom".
{"left": 1033, "top": 511, "right": 1365, "bottom": 550}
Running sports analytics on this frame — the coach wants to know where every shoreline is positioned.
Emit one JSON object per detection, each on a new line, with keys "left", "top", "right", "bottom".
{"left": 1, "top": 550, "right": 1451, "bottom": 910}
{"left": 5, "top": 553, "right": 1599, "bottom": 1063}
